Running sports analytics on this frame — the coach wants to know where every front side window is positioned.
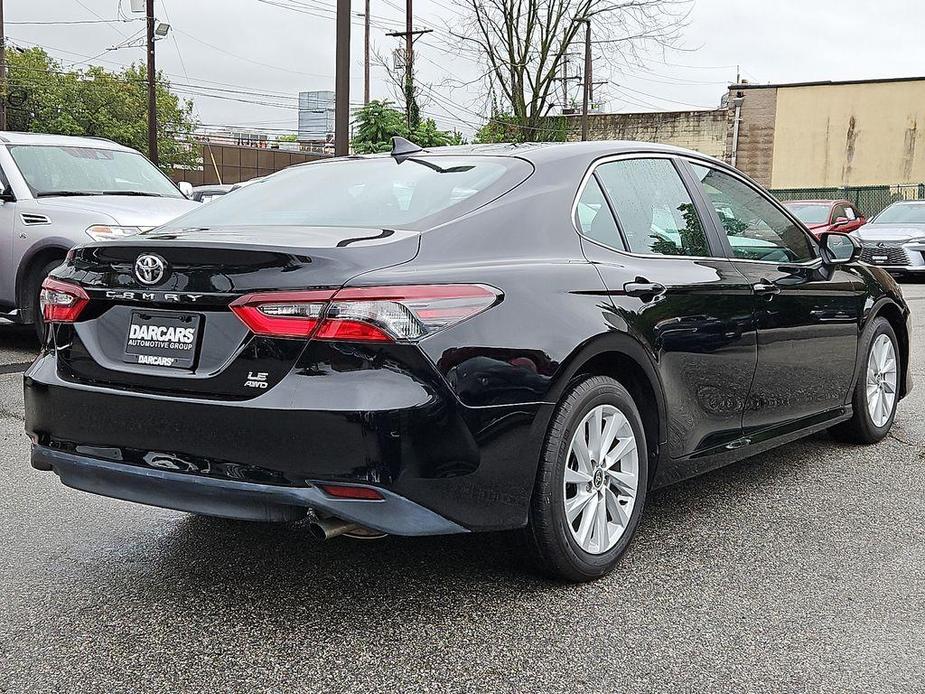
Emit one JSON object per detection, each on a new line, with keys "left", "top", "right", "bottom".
{"left": 691, "top": 164, "right": 815, "bottom": 263}
{"left": 164, "top": 156, "right": 529, "bottom": 230}
{"left": 594, "top": 158, "right": 709, "bottom": 257}
{"left": 832, "top": 204, "right": 847, "bottom": 222}
{"left": 9, "top": 145, "right": 183, "bottom": 198}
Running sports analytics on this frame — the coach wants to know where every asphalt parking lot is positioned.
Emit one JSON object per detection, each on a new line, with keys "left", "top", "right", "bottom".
{"left": 1, "top": 283, "right": 923, "bottom": 693}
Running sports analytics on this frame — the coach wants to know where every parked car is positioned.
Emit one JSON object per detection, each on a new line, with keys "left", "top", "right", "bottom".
{"left": 189, "top": 184, "right": 233, "bottom": 203}
{"left": 26, "top": 140, "right": 912, "bottom": 582}
{"left": 0, "top": 132, "right": 200, "bottom": 336}
{"left": 851, "top": 200, "right": 925, "bottom": 276}
{"left": 783, "top": 199, "right": 866, "bottom": 237}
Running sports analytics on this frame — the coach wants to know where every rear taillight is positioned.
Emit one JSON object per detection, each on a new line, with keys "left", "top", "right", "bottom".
{"left": 229, "top": 290, "right": 334, "bottom": 338}
{"left": 40, "top": 277, "right": 89, "bottom": 323}
{"left": 230, "top": 284, "right": 500, "bottom": 342}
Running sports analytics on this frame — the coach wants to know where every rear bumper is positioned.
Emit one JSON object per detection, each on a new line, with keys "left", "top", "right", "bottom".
{"left": 25, "top": 349, "right": 549, "bottom": 533}
{"left": 32, "top": 445, "right": 466, "bottom": 535}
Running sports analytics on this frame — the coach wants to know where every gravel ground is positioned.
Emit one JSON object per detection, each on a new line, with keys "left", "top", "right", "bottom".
{"left": 0, "top": 284, "right": 923, "bottom": 693}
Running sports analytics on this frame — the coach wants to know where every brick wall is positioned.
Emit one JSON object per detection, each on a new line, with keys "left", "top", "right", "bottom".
{"left": 725, "top": 86, "right": 778, "bottom": 186}
{"left": 169, "top": 142, "right": 329, "bottom": 186}
{"left": 563, "top": 109, "right": 730, "bottom": 159}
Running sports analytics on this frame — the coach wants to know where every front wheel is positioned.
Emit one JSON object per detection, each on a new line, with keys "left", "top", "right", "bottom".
{"left": 524, "top": 376, "right": 648, "bottom": 582}
{"left": 830, "top": 317, "right": 900, "bottom": 444}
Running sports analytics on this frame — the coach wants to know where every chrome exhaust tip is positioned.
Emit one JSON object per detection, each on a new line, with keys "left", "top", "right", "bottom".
{"left": 308, "top": 517, "right": 361, "bottom": 541}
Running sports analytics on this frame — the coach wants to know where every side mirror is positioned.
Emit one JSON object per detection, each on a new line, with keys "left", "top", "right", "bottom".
{"left": 820, "top": 231, "right": 859, "bottom": 265}
{"left": 832, "top": 216, "right": 850, "bottom": 227}
{"left": 178, "top": 181, "right": 194, "bottom": 198}
{"left": 0, "top": 184, "right": 15, "bottom": 203}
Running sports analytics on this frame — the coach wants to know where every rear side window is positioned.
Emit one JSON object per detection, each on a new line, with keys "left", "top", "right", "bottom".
{"left": 163, "top": 156, "right": 531, "bottom": 230}
{"left": 575, "top": 176, "right": 622, "bottom": 248}
{"left": 691, "top": 164, "right": 815, "bottom": 263}
{"left": 594, "top": 158, "right": 709, "bottom": 257}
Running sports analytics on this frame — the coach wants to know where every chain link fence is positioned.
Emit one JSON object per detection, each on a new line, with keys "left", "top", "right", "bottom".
{"left": 770, "top": 183, "right": 925, "bottom": 218}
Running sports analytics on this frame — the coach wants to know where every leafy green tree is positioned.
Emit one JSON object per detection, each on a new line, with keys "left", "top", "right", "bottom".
{"left": 475, "top": 112, "right": 567, "bottom": 144}
{"left": 5, "top": 47, "right": 198, "bottom": 170}
{"left": 352, "top": 100, "right": 463, "bottom": 153}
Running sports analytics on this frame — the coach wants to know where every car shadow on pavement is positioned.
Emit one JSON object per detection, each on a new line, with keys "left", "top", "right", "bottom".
{"left": 131, "top": 430, "right": 840, "bottom": 604}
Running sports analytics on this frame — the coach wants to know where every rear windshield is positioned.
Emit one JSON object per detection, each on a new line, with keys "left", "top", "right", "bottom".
{"left": 785, "top": 203, "right": 830, "bottom": 225}
{"left": 871, "top": 203, "right": 925, "bottom": 225}
{"left": 164, "top": 155, "right": 532, "bottom": 230}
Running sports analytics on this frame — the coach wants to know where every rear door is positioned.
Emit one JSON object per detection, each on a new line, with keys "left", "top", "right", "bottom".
{"left": 685, "top": 162, "right": 865, "bottom": 438}
{"left": 577, "top": 154, "right": 757, "bottom": 458}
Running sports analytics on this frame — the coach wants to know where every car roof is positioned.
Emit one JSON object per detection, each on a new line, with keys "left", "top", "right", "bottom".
{"left": 783, "top": 199, "right": 843, "bottom": 205}
{"left": 0, "top": 131, "right": 135, "bottom": 152}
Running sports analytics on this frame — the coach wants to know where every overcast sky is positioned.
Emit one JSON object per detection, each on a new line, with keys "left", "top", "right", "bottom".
{"left": 7, "top": 0, "right": 925, "bottom": 138}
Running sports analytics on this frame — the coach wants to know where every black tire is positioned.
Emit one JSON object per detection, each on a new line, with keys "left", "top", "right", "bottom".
{"left": 28, "top": 258, "right": 65, "bottom": 341}
{"left": 524, "top": 375, "right": 648, "bottom": 582}
{"left": 830, "top": 317, "right": 900, "bottom": 444}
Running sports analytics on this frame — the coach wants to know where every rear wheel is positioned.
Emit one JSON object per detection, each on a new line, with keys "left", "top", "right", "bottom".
{"left": 830, "top": 317, "right": 900, "bottom": 443}
{"left": 524, "top": 376, "right": 648, "bottom": 582}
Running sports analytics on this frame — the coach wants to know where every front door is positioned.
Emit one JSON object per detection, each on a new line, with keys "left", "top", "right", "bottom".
{"left": 575, "top": 155, "right": 757, "bottom": 458}
{"left": 687, "top": 163, "right": 865, "bottom": 437}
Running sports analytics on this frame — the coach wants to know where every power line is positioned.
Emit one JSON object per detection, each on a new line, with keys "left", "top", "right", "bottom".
{"left": 6, "top": 18, "right": 143, "bottom": 25}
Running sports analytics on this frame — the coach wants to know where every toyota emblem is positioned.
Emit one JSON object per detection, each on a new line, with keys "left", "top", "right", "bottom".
{"left": 134, "top": 254, "right": 167, "bottom": 285}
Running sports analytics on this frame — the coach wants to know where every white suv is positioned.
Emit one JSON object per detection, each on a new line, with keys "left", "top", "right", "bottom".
{"left": 0, "top": 132, "right": 199, "bottom": 336}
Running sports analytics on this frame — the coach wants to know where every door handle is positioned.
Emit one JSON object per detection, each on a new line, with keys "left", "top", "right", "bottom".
{"left": 624, "top": 281, "right": 666, "bottom": 298}
{"left": 752, "top": 281, "right": 780, "bottom": 297}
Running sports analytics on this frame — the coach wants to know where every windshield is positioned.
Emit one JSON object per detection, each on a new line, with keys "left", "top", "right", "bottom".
{"left": 9, "top": 145, "right": 183, "bottom": 198}
{"left": 871, "top": 203, "right": 925, "bottom": 225}
{"left": 164, "top": 155, "right": 530, "bottom": 230}
{"left": 785, "top": 203, "right": 830, "bottom": 224}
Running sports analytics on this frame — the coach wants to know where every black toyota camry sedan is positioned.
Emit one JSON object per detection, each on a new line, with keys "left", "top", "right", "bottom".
{"left": 25, "top": 139, "right": 912, "bottom": 581}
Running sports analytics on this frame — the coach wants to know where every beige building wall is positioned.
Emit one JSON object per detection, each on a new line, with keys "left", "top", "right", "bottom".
{"left": 769, "top": 80, "right": 925, "bottom": 188}
{"left": 565, "top": 110, "right": 728, "bottom": 159}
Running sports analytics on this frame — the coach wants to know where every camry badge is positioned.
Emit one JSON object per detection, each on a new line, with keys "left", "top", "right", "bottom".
{"left": 134, "top": 254, "right": 167, "bottom": 285}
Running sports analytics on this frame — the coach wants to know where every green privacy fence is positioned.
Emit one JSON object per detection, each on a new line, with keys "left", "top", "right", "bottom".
{"left": 770, "top": 184, "right": 925, "bottom": 218}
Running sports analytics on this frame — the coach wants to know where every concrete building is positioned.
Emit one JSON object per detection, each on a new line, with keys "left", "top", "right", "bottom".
{"left": 564, "top": 76, "right": 925, "bottom": 192}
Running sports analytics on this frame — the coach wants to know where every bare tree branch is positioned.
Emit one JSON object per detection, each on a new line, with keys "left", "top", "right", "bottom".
{"left": 450, "top": 0, "right": 693, "bottom": 139}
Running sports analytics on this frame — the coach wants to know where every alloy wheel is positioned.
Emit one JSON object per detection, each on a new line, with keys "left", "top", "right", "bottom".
{"left": 563, "top": 404, "right": 639, "bottom": 555}
{"left": 866, "top": 334, "right": 898, "bottom": 428}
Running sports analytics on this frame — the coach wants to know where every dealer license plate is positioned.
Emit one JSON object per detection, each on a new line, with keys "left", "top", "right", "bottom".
{"left": 124, "top": 310, "right": 201, "bottom": 369}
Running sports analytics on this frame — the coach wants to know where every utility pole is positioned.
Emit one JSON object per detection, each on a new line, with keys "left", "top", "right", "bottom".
{"left": 581, "top": 19, "right": 591, "bottom": 141}
{"left": 1, "top": 0, "right": 9, "bottom": 131}
{"left": 363, "top": 0, "right": 370, "bottom": 105}
{"left": 145, "top": 0, "right": 158, "bottom": 164}
{"left": 386, "top": 7, "right": 431, "bottom": 131}
{"left": 334, "top": 0, "right": 351, "bottom": 156}
{"left": 404, "top": 0, "right": 413, "bottom": 129}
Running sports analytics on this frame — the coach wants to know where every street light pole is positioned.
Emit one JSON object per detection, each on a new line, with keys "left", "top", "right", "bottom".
{"left": 146, "top": 0, "right": 158, "bottom": 164}
{"left": 334, "top": 0, "right": 351, "bottom": 156}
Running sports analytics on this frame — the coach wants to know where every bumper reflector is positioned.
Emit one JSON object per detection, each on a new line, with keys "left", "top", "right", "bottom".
{"left": 318, "top": 484, "right": 384, "bottom": 500}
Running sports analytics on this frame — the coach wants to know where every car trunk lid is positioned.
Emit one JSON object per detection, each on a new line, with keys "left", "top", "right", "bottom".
{"left": 53, "top": 225, "right": 420, "bottom": 398}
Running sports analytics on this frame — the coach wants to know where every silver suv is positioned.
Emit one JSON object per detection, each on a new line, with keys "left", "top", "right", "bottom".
{"left": 0, "top": 132, "right": 199, "bottom": 335}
